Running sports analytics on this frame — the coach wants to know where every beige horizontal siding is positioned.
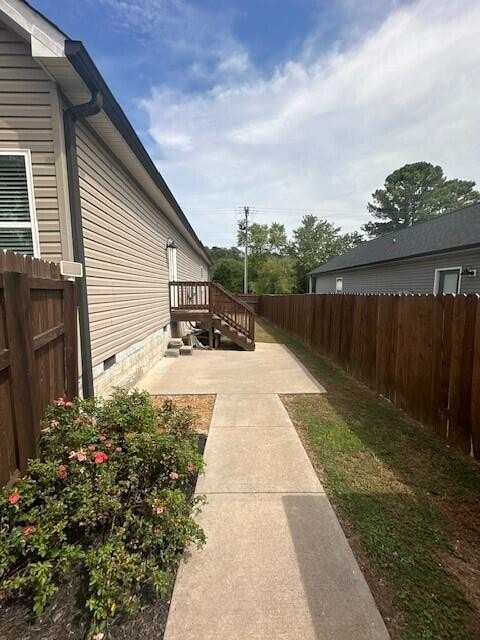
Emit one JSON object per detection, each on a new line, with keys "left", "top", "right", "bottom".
{"left": 177, "top": 244, "right": 207, "bottom": 280}
{"left": 76, "top": 122, "right": 208, "bottom": 367}
{"left": 0, "top": 20, "right": 62, "bottom": 261}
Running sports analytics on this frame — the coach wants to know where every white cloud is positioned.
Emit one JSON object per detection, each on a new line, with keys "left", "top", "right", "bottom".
{"left": 140, "top": 0, "right": 480, "bottom": 246}
{"left": 217, "top": 52, "right": 251, "bottom": 76}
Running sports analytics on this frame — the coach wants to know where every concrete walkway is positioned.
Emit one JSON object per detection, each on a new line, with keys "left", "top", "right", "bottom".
{"left": 137, "top": 345, "right": 389, "bottom": 640}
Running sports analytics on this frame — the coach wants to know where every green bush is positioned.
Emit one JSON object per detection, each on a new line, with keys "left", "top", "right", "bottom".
{"left": 0, "top": 389, "right": 205, "bottom": 638}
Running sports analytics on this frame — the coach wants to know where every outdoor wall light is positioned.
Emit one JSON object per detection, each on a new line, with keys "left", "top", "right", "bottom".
{"left": 166, "top": 238, "right": 177, "bottom": 249}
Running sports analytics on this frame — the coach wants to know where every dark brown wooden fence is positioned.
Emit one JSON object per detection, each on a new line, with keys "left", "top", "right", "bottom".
{"left": 238, "top": 294, "right": 260, "bottom": 314}
{"left": 0, "top": 251, "right": 78, "bottom": 485}
{"left": 260, "top": 293, "right": 480, "bottom": 459}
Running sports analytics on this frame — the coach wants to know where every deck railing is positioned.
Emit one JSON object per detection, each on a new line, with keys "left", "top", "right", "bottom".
{"left": 169, "top": 280, "right": 210, "bottom": 310}
{"left": 169, "top": 281, "right": 255, "bottom": 343}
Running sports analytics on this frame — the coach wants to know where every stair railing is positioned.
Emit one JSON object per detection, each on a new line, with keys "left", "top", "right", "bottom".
{"left": 209, "top": 282, "right": 255, "bottom": 344}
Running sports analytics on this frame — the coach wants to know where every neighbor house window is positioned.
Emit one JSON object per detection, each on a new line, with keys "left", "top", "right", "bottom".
{"left": 336, "top": 277, "right": 343, "bottom": 293}
{"left": 434, "top": 267, "right": 462, "bottom": 294}
{"left": 0, "top": 150, "right": 39, "bottom": 256}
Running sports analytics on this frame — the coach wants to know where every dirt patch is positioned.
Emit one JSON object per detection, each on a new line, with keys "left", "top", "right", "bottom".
{"left": 151, "top": 395, "right": 216, "bottom": 434}
{"left": 0, "top": 574, "right": 171, "bottom": 640}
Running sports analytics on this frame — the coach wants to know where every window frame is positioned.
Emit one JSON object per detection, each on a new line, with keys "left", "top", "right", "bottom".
{"left": 335, "top": 276, "right": 343, "bottom": 293}
{"left": 0, "top": 149, "right": 40, "bottom": 257}
{"left": 433, "top": 266, "right": 462, "bottom": 295}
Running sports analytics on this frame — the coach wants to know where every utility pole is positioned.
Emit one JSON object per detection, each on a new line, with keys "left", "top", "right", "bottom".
{"left": 243, "top": 205, "right": 249, "bottom": 294}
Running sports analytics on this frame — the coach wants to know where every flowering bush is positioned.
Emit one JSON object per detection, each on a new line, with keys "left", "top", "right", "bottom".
{"left": 0, "top": 389, "right": 205, "bottom": 638}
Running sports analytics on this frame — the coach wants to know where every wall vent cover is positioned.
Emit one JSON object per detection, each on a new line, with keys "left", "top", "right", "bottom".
{"left": 60, "top": 260, "right": 83, "bottom": 278}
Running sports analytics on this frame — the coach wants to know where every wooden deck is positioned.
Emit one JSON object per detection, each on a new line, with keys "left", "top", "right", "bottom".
{"left": 169, "top": 281, "right": 255, "bottom": 351}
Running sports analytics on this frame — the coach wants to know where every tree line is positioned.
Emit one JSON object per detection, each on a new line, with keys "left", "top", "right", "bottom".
{"left": 208, "top": 161, "right": 479, "bottom": 294}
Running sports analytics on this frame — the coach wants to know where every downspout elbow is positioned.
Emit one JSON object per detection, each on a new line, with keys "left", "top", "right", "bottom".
{"left": 65, "top": 90, "right": 103, "bottom": 122}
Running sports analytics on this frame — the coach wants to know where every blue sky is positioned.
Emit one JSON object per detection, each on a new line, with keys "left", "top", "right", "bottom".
{"left": 32, "top": 0, "right": 480, "bottom": 246}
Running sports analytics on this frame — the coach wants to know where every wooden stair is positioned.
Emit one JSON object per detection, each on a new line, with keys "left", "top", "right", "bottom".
{"left": 169, "top": 281, "right": 255, "bottom": 351}
{"left": 212, "top": 316, "right": 255, "bottom": 351}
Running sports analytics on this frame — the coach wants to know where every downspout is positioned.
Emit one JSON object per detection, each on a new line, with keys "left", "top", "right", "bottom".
{"left": 63, "top": 90, "right": 103, "bottom": 398}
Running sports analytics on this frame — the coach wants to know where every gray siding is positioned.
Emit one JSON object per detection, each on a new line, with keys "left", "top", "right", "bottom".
{"left": 0, "top": 20, "right": 64, "bottom": 261}
{"left": 314, "top": 248, "right": 480, "bottom": 294}
{"left": 75, "top": 121, "right": 207, "bottom": 367}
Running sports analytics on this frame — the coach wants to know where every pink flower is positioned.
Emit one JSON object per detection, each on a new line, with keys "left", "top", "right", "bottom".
{"left": 55, "top": 397, "right": 73, "bottom": 408}
{"left": 186, "top": 463, "right": 194, "bottom": 473}
{"left": 69, "top": 450, "right": 87, "bottom": 462}
{"left": 169, "top": 471, "right": 179, "bottom": 480}
{"left": 93, "top": 451, "right": 109, "bottom": 464}
{"left": 22, "top": 525, "right": 35, "bottom": 536}
{"left": 87, "top": 444, "right": 97, "bottom": 451}
{"left": 93, "top": 633, "right": 104, "bottom": 640}
{"left": 57, "top": 464, "right": 68, "bottom": 480}
{"left": 115, "top": 447, "right": 122, "bottom": 453}
{"left": 99, "top": 434, "right": 107, "bottom": 442}
{"left": 8, "top": 492, "right": 20, "bottom": 505}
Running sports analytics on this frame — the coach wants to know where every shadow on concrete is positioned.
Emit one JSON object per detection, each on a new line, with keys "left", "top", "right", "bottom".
{"left": 282, "top": 493, "right": 390, "bottom": 640}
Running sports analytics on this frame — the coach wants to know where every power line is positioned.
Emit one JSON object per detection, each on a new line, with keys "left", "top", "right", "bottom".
{"left": 185, "top": 209, "right": 367, "bottom": 217}
{"left": 184, "top": 205, "right": 440, "bottom": 216}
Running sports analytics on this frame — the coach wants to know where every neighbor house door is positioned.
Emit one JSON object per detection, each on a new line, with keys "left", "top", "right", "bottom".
{"left": 435, "top": 268, "right": 461, "bottom": 294}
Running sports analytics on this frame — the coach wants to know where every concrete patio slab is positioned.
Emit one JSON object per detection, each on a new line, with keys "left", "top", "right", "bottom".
{"left": 136, "top": 343, "right": 325, "bottom": 395}
{"left": 211, "top": 393, "right": 292, "bottom": 427}
{"left": 196, "top": 427, "right": 322, "bottom": 493}
{"left": 164, "top": 493, "right": 389, "bottom": 640}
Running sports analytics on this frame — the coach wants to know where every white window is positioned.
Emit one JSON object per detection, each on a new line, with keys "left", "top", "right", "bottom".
{"left": 0, "top": 150, "right": 39, "bottom": 256}
{"left": 434, "top": 267, "right": 462, "bottom": 294}
{"left": 336, "top": 277, "right": 343, "bottom": 293}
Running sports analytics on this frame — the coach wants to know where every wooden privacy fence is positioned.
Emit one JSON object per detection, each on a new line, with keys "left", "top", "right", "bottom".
{"left": 0, "top": 252, "right": 78, "bottom": 485}
{"left": 238, "top": 294, "right": 260, "bottom": 314}
{"left": 260, "top": 293, "right": 480, "bottom": 459}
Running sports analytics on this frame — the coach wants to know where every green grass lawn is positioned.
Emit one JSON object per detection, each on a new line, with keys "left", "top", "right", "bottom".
{"left": 256, "top": 319, "right": 480, "bottom": 640}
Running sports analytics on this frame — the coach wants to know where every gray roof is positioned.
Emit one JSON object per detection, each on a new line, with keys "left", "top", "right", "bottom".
{"left": 309, "top": 203, "right": 480, "bottom": 275}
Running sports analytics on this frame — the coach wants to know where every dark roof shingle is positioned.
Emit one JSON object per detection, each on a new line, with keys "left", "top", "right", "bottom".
{"left": 310, "top": 203, "right": 480, "bottom": 275}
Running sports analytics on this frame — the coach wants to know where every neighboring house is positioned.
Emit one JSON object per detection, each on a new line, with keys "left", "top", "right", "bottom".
{"left": 309, "top": 204, "right": 480, "bottom": 296}
{"left": 0, "top": 0, "right": 211, "bottom": 395}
